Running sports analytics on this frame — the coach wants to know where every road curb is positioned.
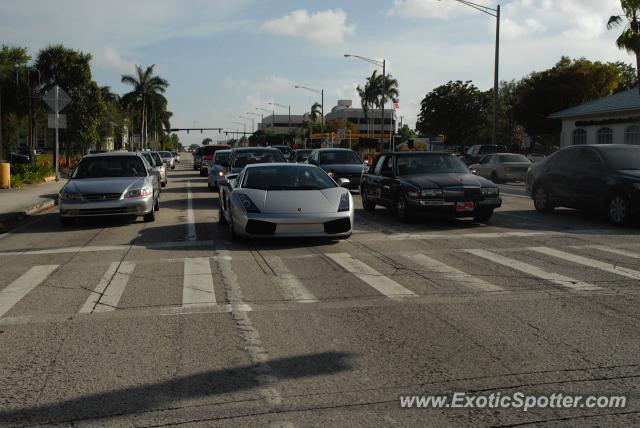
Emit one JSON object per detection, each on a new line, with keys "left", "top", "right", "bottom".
{"left": 0, "top": 199, "right": 56, "bottom": 233}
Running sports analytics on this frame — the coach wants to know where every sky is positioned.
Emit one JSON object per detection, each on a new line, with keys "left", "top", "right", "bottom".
{"left": 0, "top": 0, "right": 633, "bottom": 147}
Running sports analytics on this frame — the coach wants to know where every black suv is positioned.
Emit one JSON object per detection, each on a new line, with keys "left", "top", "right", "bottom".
{"left": 526, "top": 144, "right": 640, "bottom": 226}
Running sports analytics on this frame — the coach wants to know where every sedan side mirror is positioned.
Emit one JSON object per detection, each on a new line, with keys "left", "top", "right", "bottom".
{"left": 338, "top": 178, "right": 351, "bottom": 187}
{"left": 470, "top": 169, "right": 477, "bottom": 175}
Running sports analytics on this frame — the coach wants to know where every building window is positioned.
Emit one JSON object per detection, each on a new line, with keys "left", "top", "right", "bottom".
{"left": 572, "top": 128, "right": 587, "bottom": 145}
{"left": 597, "top": 127, "right": 613, "bottom": 144}
{"left": 624, "top": 125, "right": 640, "bottom": 145}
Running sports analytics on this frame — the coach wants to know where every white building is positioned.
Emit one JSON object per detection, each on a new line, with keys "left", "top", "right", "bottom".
{"left": 550, "top": 88, "right": 640, "bottom": 147}
{"left": 257, "top": 114, "right": 308, "bottom": 134}
{"left": 324, "top": 100, "right": 397, "bottom": 141}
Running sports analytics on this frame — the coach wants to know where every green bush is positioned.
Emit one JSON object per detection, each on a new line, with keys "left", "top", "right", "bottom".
{"left": 10, "top": 164, "right": 55, "bottom": 187}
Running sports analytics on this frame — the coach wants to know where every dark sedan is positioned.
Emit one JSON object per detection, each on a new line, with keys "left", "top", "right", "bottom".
{"left": 526, "top": 144, "right": 640, "bottom": 226}
{"left": 307, "top": 148, "right": 367, "bottom": 190}
{"left": 361, "top": 152, "right": 502, "bottom": 222}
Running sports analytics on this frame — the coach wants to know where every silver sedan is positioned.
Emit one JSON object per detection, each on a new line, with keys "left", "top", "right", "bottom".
{"left": 470, "top": 153, "right": 532, "bottom": 183}
{"left": 218, "top": 163, "right": 353, "bottom": 239}
{"left": 58, "top": 152, "right": 160, "bottom": 225}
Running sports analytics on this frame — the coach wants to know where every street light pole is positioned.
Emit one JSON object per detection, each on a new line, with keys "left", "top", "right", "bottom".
{"left": 294, "top": 85, "right": 324, "bottom": 143}
{"left": 269, "top": 102, "right": 291, "bottom": 143}
{"left": 255, "top": 108, "right": 270, "bottom": 132}
{"left": 442, "top": 0, "right": 500, "bottom": 146}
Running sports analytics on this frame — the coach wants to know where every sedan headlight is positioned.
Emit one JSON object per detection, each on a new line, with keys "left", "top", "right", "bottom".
{"left": 218, "top": 171, "right": 225, "bottom": 177}
{"left": 124, "top": 187, "right": 152, "bottom": 198}
{"left": 482, "top": 187, "right": 499, "bottom": 196}
{"left": 58, "top": 192, "right": 81, "bottom": 201}
{"left": 327, "top": 171, "right": 335, "bottom": 177}
{"left": 237, "top": 193, "right": 260, "bottom": 213}
{"left": 421, "top": 189, "right": 443, "bottom": 198}
{"left": 338, "top": 192, "right": 350, "bottom": 212}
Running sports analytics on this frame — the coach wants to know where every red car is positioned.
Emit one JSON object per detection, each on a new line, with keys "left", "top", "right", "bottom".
{"left": 199, "top": 145, "right": 231, "bottom": 176}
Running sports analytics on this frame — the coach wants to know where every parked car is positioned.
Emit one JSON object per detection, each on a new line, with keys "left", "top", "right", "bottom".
{"left": 171, "top": 151, "right": 180, "bottom": 163}
{"left": 140, "top": 151, "right": 167, "bottom": 187}
{"left": 462, "top": 144, "right": 508, "bottom": 166}
{"left": 193, "top": 147, "right": 204, "bottom": 170}
{"left": 207, "top": 149, "right": 232, "bottom": 191}
{"left": 222, "top": 147, "right": 287, "bottom": 175}
{"left": 469, "top": 153, "right": 531, "bottom": 183}
{"left": 361, "top": 152, "right": 502, "bottom": 222}
{"left": 159, "top": 151, "right": 175, "bottom": 169}
{"left": 526, "top": 153, "right": 546, "bottom": 163}
{"left": 218, "top": 163, "right": 353, "bottom": 239}
{"left": 526, "top": 144, "right": 640, "bottom": 226}
{"left": 199, "top": 145, "right": 231, "bottom": 177}
{"left": 292, "top": 149, "right": 313, "bottom": 163}
{"left": 58, "top": 152, "right": 160, "bottom": 225}
{"left": 306, "top": 148, "right": 367, "bottom": 190}
{"left": 272, "top": 145, "right": 293, "bottom": 161}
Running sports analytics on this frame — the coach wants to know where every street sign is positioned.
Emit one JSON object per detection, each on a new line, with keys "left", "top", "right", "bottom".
{"left": 48, "top": 114, "right": 67, "bottom": 129}
{"left": 337, "top": 128, "right": 346, "bottom": 140}
{"left": 42, "top": 86, "right": 71, "bottom": 113}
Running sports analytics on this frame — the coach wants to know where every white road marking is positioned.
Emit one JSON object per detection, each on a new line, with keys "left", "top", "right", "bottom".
{"left": 0, "top": 265, "right": 58, "bottom": 317}
{"left": 263, "top": 255, "right": 318, "bottom": 303}
{"left": 186, "top": 179, "right": 197, "bottom": 241}
{"left": 78, "top": 262, "right": 119, "bottom": 314}
{"left": 583, "top": 245, "right": 640, "bottom": 260}
{"left": 464, "top": 249, "right": 601, "bottom": 291}
{"left": 406, "top": 253, "right": 504, "bottom": 292}
{"left": 529, "top": 246, "right": 640, "bottom": 281}
{"left": 182, "top": 257, "right": 217, "bottom": 306}
{"left": 387, "top": 231, "right": 553, "bottom": 241}
{"left": 92, "top": 262, "right": 136, "bottom": 312}
{"left": 0, "top": 240, "right": 216, "bottom": 256}
{"left": 326, "top": 253, "right": 417, "bottom": 300}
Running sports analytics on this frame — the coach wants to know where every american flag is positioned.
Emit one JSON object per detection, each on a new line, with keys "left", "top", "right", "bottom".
{"left": 392, "top": 98, "right": 400, "bottom": 109}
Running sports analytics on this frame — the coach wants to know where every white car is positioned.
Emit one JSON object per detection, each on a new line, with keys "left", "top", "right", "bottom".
{"left": 470, "top": 153, "right": 532, "bottom": 183}
{"left": 218, "top": 163, "right": 353, "bottom": 239}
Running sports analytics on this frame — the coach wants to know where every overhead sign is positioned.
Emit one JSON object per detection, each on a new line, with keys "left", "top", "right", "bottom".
{"left": 42, "top": 86, "right": 71, "bottom": 113}
{"left": 48, "top": 114, "right": 67, "bottom": 129}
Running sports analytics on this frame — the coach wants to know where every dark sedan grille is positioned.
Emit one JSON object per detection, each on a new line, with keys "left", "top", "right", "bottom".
{"left": 81, "top": 193, "right": 122, "bottom": 201}
{"left": 444, "top": 187, "right": 482, "bottom": 201}
{"left": 245, "top": 220, "right": 276, "bottom": 235}
{"left": 324, "top": 218, "right": 351, "bottom": 234}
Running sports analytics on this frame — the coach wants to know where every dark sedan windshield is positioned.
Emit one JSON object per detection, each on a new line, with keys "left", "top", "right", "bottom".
{"left": 319, "top": 150, "right": 361, "bottom": 165}
{"left": 601, "top": 147, "right": 640, "bottom": 170}
{"left": 234, "top": 150, "right": 285, "bottom": 167}
{"left": 396, "top": 154, "right": 469, "bottom": 175}
{"left": 295, "top": 150, "right": 312, "bottom": 162}
{"left": 242, "top": 166, "right": 336, "bottom": 190}
{"left": 214, "top": 151, "right": 231, "bottom": 164}
{"left": 73, "top": 156, "right": 147, "bottom": 178}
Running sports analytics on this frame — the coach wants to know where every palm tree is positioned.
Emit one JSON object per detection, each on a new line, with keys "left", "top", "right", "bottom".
{"left": 121, "top": 65, "right": 169, "bottom": 149}
{"left": 608, "top": 1, "right": 640, "bottom": 93}
{"left": 310, "top": 102, "right": 322, "bottom": 122}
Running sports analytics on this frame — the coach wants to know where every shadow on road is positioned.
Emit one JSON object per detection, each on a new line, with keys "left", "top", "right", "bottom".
{"left": 0, "top": 352, "right": 354, "bottom": 426}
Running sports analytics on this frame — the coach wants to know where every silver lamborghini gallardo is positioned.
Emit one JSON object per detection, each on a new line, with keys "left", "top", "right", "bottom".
{"left": 218, "top": 163, "right": 353, "bottom": 239}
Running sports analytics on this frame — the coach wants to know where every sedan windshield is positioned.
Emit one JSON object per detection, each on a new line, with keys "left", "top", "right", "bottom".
{"left": 396, "top": 154, "right": 469, "bottom": 175}
{"left": 601, "top": 147, "right": 640, "bottom": 170}
{"left": 319, "top": 150, "right": 361, "bottom": 165}
{"left": 295, "top": 151, "right": 312, "bottom": 162}
{"left": 159, "top": 151, "right": 173, "bottom": 158}
{"left": 499, "top": 154, "right": 530, "bottom": 163}
{"left": 234, "top": 150, "right": 285, "bottom": 167}
{"left": 242, "top": 166, "right": 336, "bottom": 190}
{"left": 140, "top": 152, "right": 157, "bottom": 167}
{"left": 73, "top": 156, "right": 147, "bottom": 178}
{"left": 214, "top": 151, "right": 231, "bottom": 164}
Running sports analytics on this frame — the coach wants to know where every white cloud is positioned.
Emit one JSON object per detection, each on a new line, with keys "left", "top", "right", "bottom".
{"left": 389, "top": 0, "right": 491, "bottom": 19}
{"left": 254, "top": 75, "right": 294, "bottom": 93}
{"left": 223, "top": 77, "right": 249, "bottom": 89}
{"left": 261, "top": 9, "right": 355, "bottom": 44}
{"left": 91, "top": 47, "right": 136, "bottom": 72}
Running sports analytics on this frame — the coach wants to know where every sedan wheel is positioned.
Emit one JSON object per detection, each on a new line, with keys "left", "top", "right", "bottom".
{"left": 396, "top": 193, "right": 411, "bottom": 222}
{"left": 218, "top": 204, "right": 228, "bottom": 225}
{"left": 361, "top": 186, "right": 375, "bottom": 211}
{"left": 533, "top": 186, "right": 554, "bottom": 213}
{"left": 608, "top": 195, "right": 630, "bottom": 226}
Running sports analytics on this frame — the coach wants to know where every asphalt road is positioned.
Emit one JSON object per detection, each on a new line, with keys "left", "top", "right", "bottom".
{"left": 1, "top": 153, "right": 640, "bottom": 427}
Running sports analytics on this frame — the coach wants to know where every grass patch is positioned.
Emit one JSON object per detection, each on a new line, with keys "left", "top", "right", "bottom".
{"left": 10, "top": 164, "right": 56, "bottom": 188}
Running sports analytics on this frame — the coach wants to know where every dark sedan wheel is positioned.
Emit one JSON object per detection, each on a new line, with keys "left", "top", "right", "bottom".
{"left": 396, "top": 192, "right": 411, "bottom": 222}
{"left": 490, "top": 171, "right": 502, "bottom": 184}
{"left": 608, "top": 194, "right": 631, "bottom": 226}
{"left": 143, "top": 210, "right": 155, "bottom": 222}
{"left": 154, "top": 197, "right": 160, "bottom": 211}
{"left": 533, "top": 186, "right": 554, "bottom": 213}
{"left": 361, "top": 186, "right": 375, "bottom": 211}
{"left": 218, "top": 204, "right": 228, "bottom": 225}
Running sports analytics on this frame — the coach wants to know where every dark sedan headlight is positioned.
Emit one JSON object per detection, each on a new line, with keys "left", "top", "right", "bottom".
{"left": 482, "top": 187, "right": 499, "bottom": 196}
{"left": 58, "top": 192, "right": 81, "bottom": 201}
{"left": 338, "top": 192, "right": 350, "bottom": 212}
{"left": 420, "top": 189, "right": 443, "bottom": 198}
{"left": 237, "top": 193, "right": 260, "bottom": 213}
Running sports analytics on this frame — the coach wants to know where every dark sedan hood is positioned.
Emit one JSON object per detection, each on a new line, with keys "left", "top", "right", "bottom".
{"left": 402, "top": 173, "right": 495, "bottom": 188}
{"left": 618, "top": 169, "right": 640, "bottom": 180}
{"left": 320, "top": 164, "right": 366, "bottom": 174}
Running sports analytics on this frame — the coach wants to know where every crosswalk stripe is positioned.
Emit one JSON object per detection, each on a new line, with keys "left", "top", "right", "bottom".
{"left": 326, "top": 253, "right": 417, "bottom": 300}
{"left": 262, "top": 255, "right": 318, "bottom": 303}
{"left": 406, "top": 253, "right": 504, "bottom": 292}
{"left": 0, "top": 265, "right": 58, "bottom": 317}
{"left": 529, "top": 247, "right": 640, "bottom": 281}
{"left": 584, "top": 245, "right": 640, "bottom": 260}
{"left": 464, "top": 249, "right": 601, "bottom": 291}
{"left": 183, "top": 257, "right": 216, "bottom": 306}
{"left": 78, "top": 262, "right": 119, "bottom": 314}
{"left": 92, "top": 262, "right": 136, "bottom": 312}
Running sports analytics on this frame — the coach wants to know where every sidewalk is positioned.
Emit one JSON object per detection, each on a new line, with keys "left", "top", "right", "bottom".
{"left": 0, "top": 179, "right": 66, "bottom": 231}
